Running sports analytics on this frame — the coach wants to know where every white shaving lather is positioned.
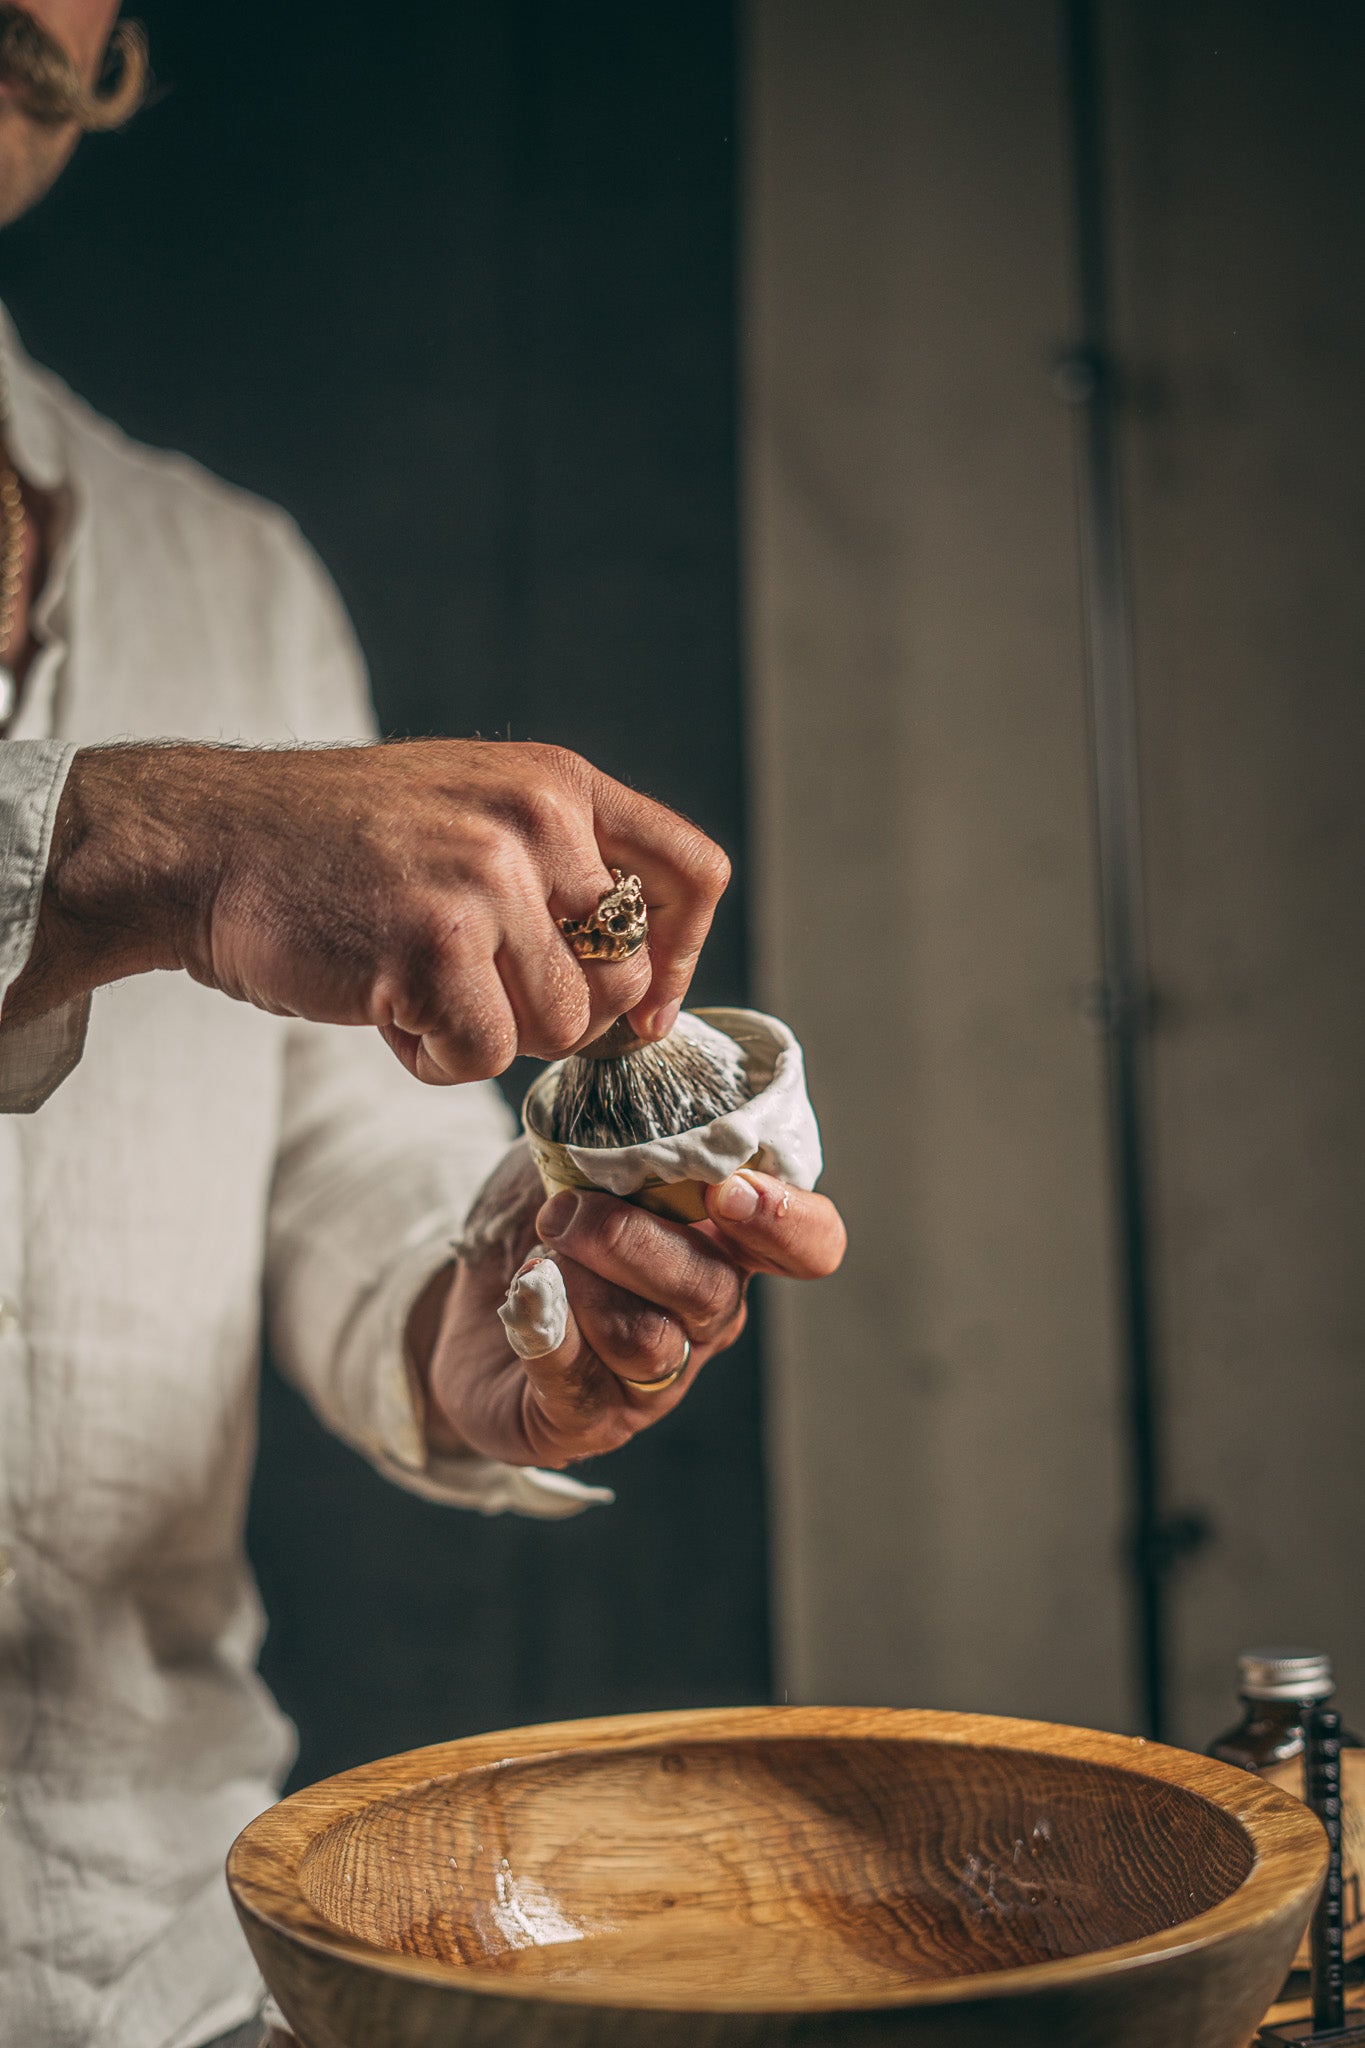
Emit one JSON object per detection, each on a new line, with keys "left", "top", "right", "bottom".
{"left": 498, "top": 1244, "right": 571, "bottom": 1360}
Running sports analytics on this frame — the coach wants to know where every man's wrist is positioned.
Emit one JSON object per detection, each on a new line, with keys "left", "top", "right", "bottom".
{"left": 5, "top": 743, "right": 213, "bottom": 1024}
{"left": 48, "top": 744, "right": 211, "bottom": 969}
{"left": 405, "top": 1258, "right": 473, "bottom": 1459}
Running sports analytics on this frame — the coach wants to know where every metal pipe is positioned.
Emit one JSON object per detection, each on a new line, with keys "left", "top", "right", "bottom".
{"left": 1057, "top": 0, "right": 1197, "bottom": 1740}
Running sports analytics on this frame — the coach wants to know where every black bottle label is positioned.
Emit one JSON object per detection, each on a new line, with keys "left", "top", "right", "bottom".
{"left": 1263, "top": 1751, "right": 1365, "bottom": 1968}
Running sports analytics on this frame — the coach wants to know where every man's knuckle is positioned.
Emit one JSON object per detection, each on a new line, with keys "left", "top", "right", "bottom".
{"left": 370, "top": 967, "right": 410, "bottom": 1029}
{"left": 523, "top": 740, "right": 579, "bottom": 782}
{"left": 691, "top": 1259, "right": 742, "bottom": 1338}
{"left": 378, "top": 942, "right": 451, "bottom": 1034}
{"left": 590, "top": 1197, "right": 638, "bottom": 1262}
{"left": 668, "top": 826, "right": 730, "bottom": 902}
{"left": 520, "top": 743, "right": 593, "bottom": 815}
{"left": 540, "top": 996, "right": 589, "bottom": 1057}
{"left": 522, "top": 778, "right": 578, "bottom": 848}
{"left": 455, "top": 814, "right": 505, "bottom": 876}
{"left": 698, "top": 840, "right": 732, "bottom": 899}
{"left": 527, "top": 942, "right": 590, "bottom": 1044}
{"left": 605, "top": 1297, "right": 669, "bottom": 1362}
{"left": 416, "top": 894, "right": 486, "bottom": 964}
{"left": 490, "top": 1031, "right": 519, "bottom": 1075}
{"left": 447, "top": 1006, "right": 516, "bottom": 1077}
{"left": 469, "top": 770, "right": 561, "bottom": 857}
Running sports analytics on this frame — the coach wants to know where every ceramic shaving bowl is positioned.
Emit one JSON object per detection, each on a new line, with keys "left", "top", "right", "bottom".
{"left": 227, "top": 1705, "right": 1325, "bottom": 2048}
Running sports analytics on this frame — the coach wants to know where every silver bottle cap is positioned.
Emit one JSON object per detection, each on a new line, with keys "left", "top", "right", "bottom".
{"left": 1238, "top": 1647, "right": 1335, "bottom": 1702}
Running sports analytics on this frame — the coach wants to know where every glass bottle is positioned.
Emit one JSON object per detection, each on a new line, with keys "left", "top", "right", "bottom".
{"left": 1211, "top": 1648, "right": 1361, "bottom": 1766}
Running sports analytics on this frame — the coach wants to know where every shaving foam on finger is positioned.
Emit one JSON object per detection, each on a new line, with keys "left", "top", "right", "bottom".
{"left": 497, "top": 1245, "right": 570, "bottom": 1360}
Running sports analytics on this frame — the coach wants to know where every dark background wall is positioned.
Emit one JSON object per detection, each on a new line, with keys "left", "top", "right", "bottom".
{"left": 0, "top": 0, "right": 763, "bottom": 1784}
{"left": 748, "top": 0, "right": 1365, "bottom": 1745}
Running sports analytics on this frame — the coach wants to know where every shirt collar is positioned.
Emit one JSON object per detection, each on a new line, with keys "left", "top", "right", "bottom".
{"left": 0, "top": 300, "right": 69, "bottom": 492}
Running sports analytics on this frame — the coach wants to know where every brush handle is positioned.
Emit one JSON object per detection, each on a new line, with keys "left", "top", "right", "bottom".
{"left": 577, "top": 1017, "right": 648, "bottom": 1060}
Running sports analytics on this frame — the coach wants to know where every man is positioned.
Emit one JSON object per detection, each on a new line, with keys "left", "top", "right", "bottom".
{"left": 0, "top": 8, "right": 846, "bottom": 2047}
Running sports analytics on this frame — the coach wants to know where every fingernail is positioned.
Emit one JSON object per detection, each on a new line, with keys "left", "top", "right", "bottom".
{"left": 538, "top": 1191, "right": 580, "bottom": 1239}
{"left": 643, "top": 998, "right": 681, "bottom": 1041}
{"left": 714, "top": 1172, "right": 760, "bottom": 1222}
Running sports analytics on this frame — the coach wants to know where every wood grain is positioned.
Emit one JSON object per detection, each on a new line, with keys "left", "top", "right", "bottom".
{"left": 226, "top": 1705, "right": 1327, "bottom": 2048}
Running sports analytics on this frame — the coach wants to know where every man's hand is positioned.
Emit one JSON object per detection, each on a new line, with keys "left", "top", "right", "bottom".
{"left": 416, "top": 1158, "right": 846, "bottom": 1468}
{"left": 4, "top": 740, "right": 730, "bottom": 1075}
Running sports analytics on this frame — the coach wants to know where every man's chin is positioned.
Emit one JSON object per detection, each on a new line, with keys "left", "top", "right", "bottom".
{"left": 0, "top": 105, "right": 78, "bottom": 228}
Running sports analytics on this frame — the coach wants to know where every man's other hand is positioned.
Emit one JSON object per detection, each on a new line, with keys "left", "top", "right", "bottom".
{"left": 5, "top": 739, "right": 730, "bottom": 1076}
{"left": 416, "top": 1161, "right": 846, "bottom": 1468}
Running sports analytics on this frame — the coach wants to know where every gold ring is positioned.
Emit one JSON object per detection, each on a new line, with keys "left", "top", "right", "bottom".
{"left": 620, "top": 1336, "right": 691, "bottom": 1393}
{"left": 560, "top": 868, "right": 648, "bottom": 963}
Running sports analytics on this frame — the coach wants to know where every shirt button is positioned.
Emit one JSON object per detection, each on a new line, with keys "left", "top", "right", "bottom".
{"left": 0, "top": 1297, "right": 17, "bottom": 1335}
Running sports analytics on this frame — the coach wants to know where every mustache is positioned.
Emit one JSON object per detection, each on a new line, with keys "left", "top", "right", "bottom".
{"left": 0, "top": 6, "right": 147, "bottom": 131}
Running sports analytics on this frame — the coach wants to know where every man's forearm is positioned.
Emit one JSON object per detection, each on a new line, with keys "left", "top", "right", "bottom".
{"left": 2, "top": 743, "right": 203, "bottom": 1028}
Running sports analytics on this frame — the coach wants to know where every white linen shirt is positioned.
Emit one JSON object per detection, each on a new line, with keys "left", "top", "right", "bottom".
{"left": 0, "top": 308, "right": 606, "bottom": 2048}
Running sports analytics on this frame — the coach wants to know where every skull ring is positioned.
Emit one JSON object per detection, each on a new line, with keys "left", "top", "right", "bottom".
{"left": 560, "top": 868, "right": 649, "bottom": 963}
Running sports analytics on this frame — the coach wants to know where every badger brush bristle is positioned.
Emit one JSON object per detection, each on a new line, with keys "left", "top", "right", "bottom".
{"left": 546, "top": 1015, "right": 749, "bottom": 1148}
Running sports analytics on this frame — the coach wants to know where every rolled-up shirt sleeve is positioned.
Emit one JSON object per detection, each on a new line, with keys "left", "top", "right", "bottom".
{"left": 0, "top": 738, "right": 91, "bottom": 1112}
{"left": 264, "top": 1018, "right": 612, "bottom": 1518}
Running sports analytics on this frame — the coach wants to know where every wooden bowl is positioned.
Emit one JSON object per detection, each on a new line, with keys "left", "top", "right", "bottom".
{"left": 227, "top": 1705, "right": 1325, "bottom": 2048}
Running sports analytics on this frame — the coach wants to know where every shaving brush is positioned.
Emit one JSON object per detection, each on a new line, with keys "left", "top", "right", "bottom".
{"left": 522, "top": 1005, "right": 811, "bottom": 1223}
{"left": 544, "top": 1013, "right": 751, "bottom": 1148}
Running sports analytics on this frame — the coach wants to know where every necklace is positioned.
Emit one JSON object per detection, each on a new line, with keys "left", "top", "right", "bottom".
{"left": 0, "top": 335, "right": 25, "bottom": 728}
{"left": 0, "top": 458, "right": 25, "bottom": 726}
